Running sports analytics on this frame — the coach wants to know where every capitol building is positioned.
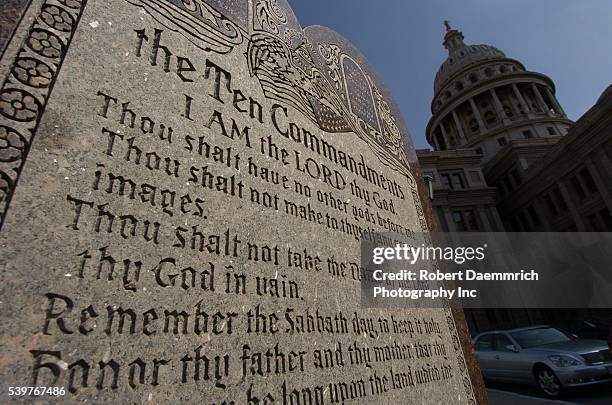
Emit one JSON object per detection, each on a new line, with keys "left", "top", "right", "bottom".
{"left": 417, "top": 23, "right": 612, "bottom": 333}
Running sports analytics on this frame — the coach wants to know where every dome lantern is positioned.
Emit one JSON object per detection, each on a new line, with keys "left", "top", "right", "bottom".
{"left": 434, "top": 23, "right": 507, "bottom": 97}
{"left": 442, "top": 21, "right": 467, "bottom": 53}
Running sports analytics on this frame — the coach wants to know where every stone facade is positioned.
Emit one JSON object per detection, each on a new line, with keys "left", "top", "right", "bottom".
{"left": 418, "top": 148, "right": 502, "bottom": 232}
{"left": 491, "top": 88, "right": 612, "bottom": 233}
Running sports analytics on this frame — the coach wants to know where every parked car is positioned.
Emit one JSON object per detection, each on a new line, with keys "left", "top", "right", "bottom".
{"left": 474, "top": 325, "right": 612, "bottom": 397}
{"left": 553, "top": 319, "right": 610, "bottom": 340}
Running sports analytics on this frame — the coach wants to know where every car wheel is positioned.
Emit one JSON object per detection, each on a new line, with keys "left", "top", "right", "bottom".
{"left": 536, "top": 366, "right": 563, "bottom": 398}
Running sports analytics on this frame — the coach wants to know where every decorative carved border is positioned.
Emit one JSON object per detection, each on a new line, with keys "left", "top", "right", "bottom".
{"left": 125, "top": 0, "right": 245, "bottom": 54}
{"left": 0, "top": 0, "right": 88, "bottom": 229}
{"left": 123, "top": 0, "right": 415, "bottom": 181}
{"left": 410, "top": 185, "right": 477, "bottom": 404}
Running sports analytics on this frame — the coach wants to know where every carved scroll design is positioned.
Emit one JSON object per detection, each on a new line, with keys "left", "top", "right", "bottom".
{"left": 284, "top": 29, "right": 314, "bottom": 70}
{"left": 0, "top": 0, "right": 88, "bottom": 230}
{"left": 121, "top": 0, "right": 412, "bottom": 180}
{"left": 255, "top": 0, "right": 287, "bottom": 35}
{"left": 446, "top": 305, "right": 478, "bottom": 404}
{"left": 247, "top": 32, "right": 319, "bottom": 123}
{"left": 370, "top": 80, "right": 407, "bottom": 165}
{"left": 318, "top": 42, "right": 344, "bottom": 97}
{"left": 247, "top": 32, "right": 415, "bottom": 181}
{"left": 125, "top": 0, "right": 244, "bottom": 54}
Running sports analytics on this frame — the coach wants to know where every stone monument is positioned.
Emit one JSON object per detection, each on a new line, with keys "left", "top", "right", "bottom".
{"left": 0, "top": 0, "right": 482, "bottom": 403}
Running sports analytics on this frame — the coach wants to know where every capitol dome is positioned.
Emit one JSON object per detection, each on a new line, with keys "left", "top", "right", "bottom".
{"left": 434, "top": 22, "right": 507, "bottom": 95}
{"left": 435, "top": 45, "right": 506, "bottom": 94}
{"left": 426, "top": 22, "right": 572, "bottom": 160}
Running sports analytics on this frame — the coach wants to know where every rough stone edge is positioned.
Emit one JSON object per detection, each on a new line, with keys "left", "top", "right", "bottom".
{"left": 0, "top": 0, "right": 88, "bottom": 229}
{"left": 0, "top": 0, "right": 31, "bottom": 56}
{"left": 412, "top": 162, "right": 488, "bottom": 405}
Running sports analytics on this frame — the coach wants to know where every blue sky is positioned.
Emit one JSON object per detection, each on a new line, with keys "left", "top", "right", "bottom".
{"left": 289, "top": 0, "right": 612, "bottom": 149}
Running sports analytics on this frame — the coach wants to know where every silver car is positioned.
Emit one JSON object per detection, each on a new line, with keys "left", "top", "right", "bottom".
{"left": 474, "top": 325, "right": 612, "bottom": 397}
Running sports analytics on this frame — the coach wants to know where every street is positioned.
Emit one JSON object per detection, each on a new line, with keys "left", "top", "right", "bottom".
{"left": 487, "top": 381, "right": 612, "bottom": 404}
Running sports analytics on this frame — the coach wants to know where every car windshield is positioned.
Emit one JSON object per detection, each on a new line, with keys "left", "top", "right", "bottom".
{"left": 510, "top": 327, "right": 571, "bottom": 348}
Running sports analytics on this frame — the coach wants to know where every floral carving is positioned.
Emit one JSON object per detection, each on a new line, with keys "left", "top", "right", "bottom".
{"left": 58, "top": 0, "right": 82, "bottom": 9}
{"left": 0, "top": 0, "right": 84, "bottom": 228}
{"left": 13, "top": 58, "right": 53, "bottom": 88}
{"left": 0, "top": 90, "right": 40, "bottom": 122}
{"left": 26, "top": 29, "right": 64, "bottom": 59}
{"left": 0, "top": 172, "right": 12, "bottom": 206}
{"left": 40, "top": 5, "right": 74, "bottom": 32}
{"left": 0, "top": 126, "right": 27, "bottom": 163}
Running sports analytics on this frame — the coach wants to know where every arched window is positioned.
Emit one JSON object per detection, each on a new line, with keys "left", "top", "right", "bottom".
{"left": 499, "top": 65, "right": 508, "bottom": 73}
{"left": 469, "top": 73, "right": 478, "bottom": 83}
{"left": 484, "top": 67, "right": 493, "bottom": 77}
{"left": 455, "top": 81, "right": 464, "bottom": 91}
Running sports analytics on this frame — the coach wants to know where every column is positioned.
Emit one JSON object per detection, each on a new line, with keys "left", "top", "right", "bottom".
{"left": 442, "top": 207, "right": 456, "bottom": 232}
{"left": 477, "top": 206, "right": 493, "bottom": 231}
{"left": 490, "top": 208, "right": 505, "bottom": 231}
{"left": 544, "top": 87, "right": 566, "bottom": 117}
{"left": 595, "top": 149, "right": 612, "bottom": 185}
{"left": 451, "top": 110, "right": 467, "bottom": 142}
{"left": 439, "top": 122, "right": 451, "bottom": 148}
{"left": 533, "top": 199, "right": 552, "bottom": 230}
{"left": 585, "top": 155, "right": 612, "bottom": 211}
{"left": 531, "top": 83, "right": 552, "bottom": 116}
{"left": 431, "top": 134, "right": 440, "bottom": 151}
{"left": 490, "top": 88, "right": 510, "bottom": 124}
{"left": 511, "top": 83, "right": 532, "bottom": 116}
{"left": 558, "top": 180, "right": 587, "bottom": 230}
{"left": 507, "top": 88, "right": 522, "bottom": 117}
{"left": 469, "top": 98, "right": 485, "bottom": 133}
